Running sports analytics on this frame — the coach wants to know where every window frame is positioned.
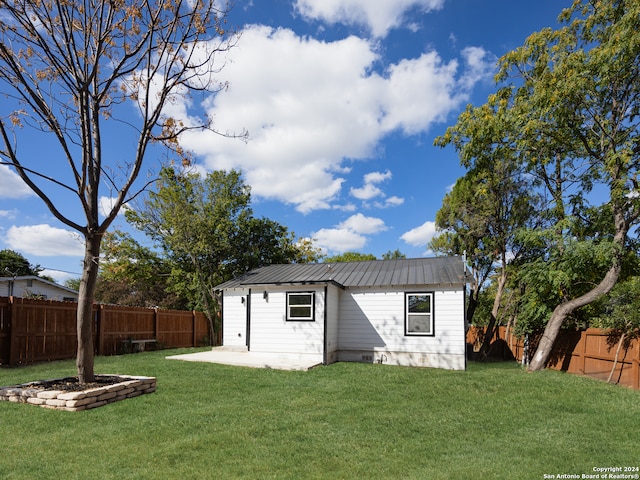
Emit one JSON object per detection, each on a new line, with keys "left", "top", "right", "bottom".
{"left": 286, "top": 291, "right": 316, "bottom": 322}
{"left": 404, "top": 291, "right": 434, "bottom": 336}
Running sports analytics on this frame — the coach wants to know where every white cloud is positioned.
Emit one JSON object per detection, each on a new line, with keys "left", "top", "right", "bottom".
{"left": 459, "top": 46, "right": 498, "bottom": 90}
{"left": 400, "top": 220, "right": 437, "bottom": 246}
{"left": 0, "top": 209, "right": 18, "bottom": 219}
{"left": 312, "top": 213, "right": 387, "bottom": 253}
{"left": 294, "top": 0, "right": 445, "bottom": 38}
{"left": 41, "top": 269, "right": 79, "bottom": 285}
{"left": 0, "top": 165, "right": 34, "bottom": 199}
{"left": 338, "top": 213, "right": 388, "bottom": 234}
{"left": 6, "top": 224, "right": 84, "bottom": 257}
{"left": 175, "top": 25, "right": 492, "bottom": 214}
{"left": 375, "top": 196, "right": 404, "bottom": 208}
{"left": 350, "top": 183, "right": 383, "bottom": 201}
{"left": 99, "top": 196, "right": 131, "bottom": 219}
{"left": 350, "top": 170, "right": 396, "bottom": 202}
{"left": 350, "top": 170, "right": 404, "bottom": 208}
{"left": 380, "top": 52, "right": 465, "bottom": 135}
{"left": 312, "top": 227, "right": 367, "bottom": 253}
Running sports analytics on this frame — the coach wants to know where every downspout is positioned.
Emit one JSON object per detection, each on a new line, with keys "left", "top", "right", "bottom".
{"left": 462, "top": 253, "right": 468, "bottom": 370}
{"left": 463, "top": 282, "right": 468, "bottom": 371}
{"left": 323, "top": 285, "right": 328, "bottom": 366}
{"left": 246, "top": 288, "right": 251, "bottom": 351}
{"left": 219, "top": 292, "right": 224, "bottom": 346}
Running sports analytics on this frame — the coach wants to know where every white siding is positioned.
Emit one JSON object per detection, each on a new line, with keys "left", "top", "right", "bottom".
{"left": 220, "top": 282, "right": 467, "bottom": 370}
{"left": 1, "top": 278, "right": 78, "bottom": 301}
{"left": 325, "top": 284, "right": 341, "bottom": 364}
{"left": 338, "top": 287, "right": 466, "bottom": 370}
{"left": 222, "top": 288, "right": 248, "bottom": 348}
{"left": 248, "top": 286, "right": 324, "bottom": 362}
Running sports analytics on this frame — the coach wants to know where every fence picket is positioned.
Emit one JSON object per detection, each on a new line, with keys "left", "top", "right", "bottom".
{"left": 0, "top": 296, "right": 213, "bottom": 366}
{"left": 468, "top": 326, "right": 640, "bottom": 390}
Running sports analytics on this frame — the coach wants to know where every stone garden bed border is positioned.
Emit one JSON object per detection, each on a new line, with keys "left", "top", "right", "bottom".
{"left": 0, "top": 375, "right": 156, "bottom": 411}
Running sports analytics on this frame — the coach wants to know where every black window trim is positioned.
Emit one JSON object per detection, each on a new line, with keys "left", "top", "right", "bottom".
{"left": 286, "top": 291, "right": 316, "bottom": 322}
{"left": 404, "top": 291, "right": 435, "bottom": 337}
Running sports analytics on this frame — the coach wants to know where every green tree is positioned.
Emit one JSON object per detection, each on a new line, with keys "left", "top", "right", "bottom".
{"left": 438, "top": 0, "right": 640, "bottom": 371}
{"left": 324, "top": 252, "right": 377, "bottom": 263}
{"left": 592, "top": 277, "right": 640, "bottom": 382}
{"left": 496, "top": 0, "right": 640, "bottom": 371}
{"left": 433, "top": 92, "right": 541, "bottom": 354}
{"left": 94, "top": 230, "right": 185, "bottom": 308}
{"left": 0, "top": 249, "right": 41, "bottom": 276}
{"left": 126, "top": 167, "right": 314, "bottom": 343}
{"left": 64, "top": 278, "right": 81, "bottom": 292}
{"left": 0, "top": 0, "right": 238, "bottom": 382}
{"left": 381, "top": 249, "right": 406, "bottom": 260}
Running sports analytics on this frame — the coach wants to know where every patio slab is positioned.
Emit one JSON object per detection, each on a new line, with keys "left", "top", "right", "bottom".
{"left": 166, "top": 348, "right": 322, "bottom": 371}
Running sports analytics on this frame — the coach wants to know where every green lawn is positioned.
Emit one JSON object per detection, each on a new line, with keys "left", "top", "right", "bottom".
{"left": 0, "top": 349, "right": 638, "bottom": 480}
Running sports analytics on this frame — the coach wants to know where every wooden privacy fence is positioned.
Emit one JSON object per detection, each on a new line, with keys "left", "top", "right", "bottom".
{"left": 0, "top": 296, "right": 213, "bottom": 366}
{"left": 468, "top": 326, "right": 640, "bottom": 390}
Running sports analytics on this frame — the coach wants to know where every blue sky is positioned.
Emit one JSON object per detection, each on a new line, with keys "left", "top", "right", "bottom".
{"left": 0, "top": 0, "right": 569, "bottom": 283}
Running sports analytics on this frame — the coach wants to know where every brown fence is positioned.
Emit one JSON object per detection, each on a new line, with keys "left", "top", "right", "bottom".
{"left": 0, "top": 296, "right": 214, "bottom": 366}
{"left": 468, "top": 326, "right": 640, "bottom": 390}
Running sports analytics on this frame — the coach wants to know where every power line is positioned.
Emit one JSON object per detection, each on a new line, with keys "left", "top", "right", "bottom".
{"left": 41, "top": 267, "right": 82, "bottom": 276}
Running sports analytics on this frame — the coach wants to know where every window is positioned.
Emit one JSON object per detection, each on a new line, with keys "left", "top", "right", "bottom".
{"left": 286, "top": 292, "right": 315, "bottom": 321}
{"left": 405, "top": 292, "right": 434, "bottom": 336}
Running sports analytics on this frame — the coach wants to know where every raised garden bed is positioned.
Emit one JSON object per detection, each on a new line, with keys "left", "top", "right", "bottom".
{"left": 0, "top": 375, "right": 156, "bottom": 411}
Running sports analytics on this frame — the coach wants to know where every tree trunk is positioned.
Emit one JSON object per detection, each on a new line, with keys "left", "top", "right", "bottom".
{"left": 528, "top": 207, "right": 628, "bottom": 372}
{"left": 479, "top": 267, "right": 507, "bottom": 359}
{"left": 528, "top": 260, "right": 622, "bottom": 372}
{"left": 466, "top": 287, "right": 479, "bottom": 325}
{"left": 607, "top": 332, "right": 626, "bottom": 384}
{"left": 76, "top": 234, "right": 101, "bottom": 384}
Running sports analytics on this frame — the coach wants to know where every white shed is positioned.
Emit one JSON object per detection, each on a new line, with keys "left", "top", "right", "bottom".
{"left": 215, "top": 256, "right": 469, "bottom": 370}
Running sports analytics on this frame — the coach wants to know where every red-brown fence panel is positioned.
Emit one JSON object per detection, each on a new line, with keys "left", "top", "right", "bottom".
{"left": 98, "top": 304, "right": 157, "bottom": 356}
{"left": 8, "top": 298, "right": 80, "bottom": 365}
{"left": 0, "top": 296, "right": 213, "bottom": 365}
{"left": 0, "top": 297, "right": 10, "bottom": 365}
{"left": 194, "top": 311, "right": 215, "bottom": 346}
{"left": 468, "top": 326, "right": 640, "bottom": 390}
{"left": 157, "top": 309, "right": 194, "bottom": 348}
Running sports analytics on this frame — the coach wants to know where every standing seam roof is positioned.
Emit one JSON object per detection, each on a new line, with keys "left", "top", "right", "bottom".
{"left": 214, "top": 256, "right": 468, "bottom": 290}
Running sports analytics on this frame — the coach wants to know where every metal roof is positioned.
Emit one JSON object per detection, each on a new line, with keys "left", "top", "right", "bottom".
{"left": 215, "top": 256, "right": 467, "bottom": 290}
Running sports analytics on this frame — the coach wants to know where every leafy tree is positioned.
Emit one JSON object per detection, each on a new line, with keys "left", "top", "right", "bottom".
{"left": 438, "top": 0, "right": 640, "bottom": 371}
{"left": 126, "top": 167, "right": 314, "bottom": 343}
{"left": 0, "top": 0, "right": 238, "bottom": 382}
{"left": 65, "top": 278, "right": 81, "bottom": 292}
{"left": 433, "top": 92, "right": 541, "bottom": 355}
{"left": 496, "top": 0, "right": 640, "bottom": 371}
{"left": 324, "top": 252, "right": 377, "bottom": 263}
{"left": 591, "top": 277, "right": 640, "bottom": 382}
{"left": 381, "top": 249, "right": 406, "bottom": 260}
{"left": 0, "top": 249, "right": 42, "bottom": 276}
{"left": 94, "top": 230, "right": 185, "bottom": 308}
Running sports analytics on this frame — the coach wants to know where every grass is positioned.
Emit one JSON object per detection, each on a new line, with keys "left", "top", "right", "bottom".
{"left": 1, "top": 349, "right": 638, "bottom": 480}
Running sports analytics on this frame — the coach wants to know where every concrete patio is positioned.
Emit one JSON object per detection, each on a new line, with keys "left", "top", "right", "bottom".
{"left": 166, "top": 347, "right": 322, "bottom": 371}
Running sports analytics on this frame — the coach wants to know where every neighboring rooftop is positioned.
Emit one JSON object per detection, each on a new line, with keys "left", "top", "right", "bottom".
{"left": 215, "top": 256, "right": 468, "bottom": 290}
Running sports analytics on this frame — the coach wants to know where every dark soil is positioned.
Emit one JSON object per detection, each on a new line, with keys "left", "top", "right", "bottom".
{"left": 21, "top": 375, "right": 125, "bottom": 392}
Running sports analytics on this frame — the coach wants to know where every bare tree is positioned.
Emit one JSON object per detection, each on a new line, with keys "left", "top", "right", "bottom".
{"left": 0, "top": 0, "right": 240, "bottom": 382}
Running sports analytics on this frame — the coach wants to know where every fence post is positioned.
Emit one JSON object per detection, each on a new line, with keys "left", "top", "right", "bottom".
{"left": 579, "top": 330, "right": 587, "bottom": 375}
{"left": 154, "top": 308, "right": 159, "bottom": 342}
{"left": 8, "top": 296, "right": 17, "bottom": 366}
{"left": 97, "top": 304, "right": 104, "bottom": 356}
{"left": 192, "top": 310, "right": 197, "bottom": 347}
{"left": 633, "top": 337, "right": 639, "bottom": 390}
